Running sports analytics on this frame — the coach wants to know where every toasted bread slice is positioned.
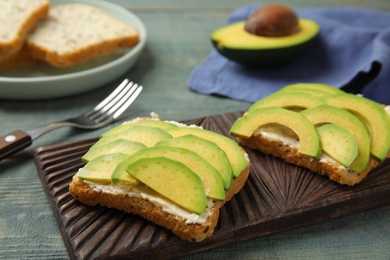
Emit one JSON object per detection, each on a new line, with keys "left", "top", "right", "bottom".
{"left": 26, "top": 3, "right": 139, "bottom": 67}
{"left": 234, "top": 133, "right": 389, "bottom": 186}
{"left": 0, "top": 0, "right": 49, "bottom": 60}
{"left": 69, "top": 160, "right": 249, "bottom": 242}
{"left": 69, "top": 117, "right": 250, "bottom": 242}
{"left": 230, "top": 84, "right": 390, "bottom": 186}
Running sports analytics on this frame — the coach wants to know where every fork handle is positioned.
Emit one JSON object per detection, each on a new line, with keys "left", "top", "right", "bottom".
{"left": 0, "top": 130, "right": 32, "bottom": 160}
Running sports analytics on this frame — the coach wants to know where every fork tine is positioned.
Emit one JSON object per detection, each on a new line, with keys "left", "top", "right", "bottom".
{"left": 91, "top": 83, "right": 143, "bottom": 124}
{"left": 112, "top": 85, "right": 143, "bottom": 119}
{"left": 98, "top": 81, "right": 135, "bottom": 115}
{"left": 99, "top": 81, "right": 136, "bottom": 115}
{"left": 94, "top": 84, "right": 143, "bottom": 123}
{"left": 109, "top": 84, "right": 143, "bottom": 119}
{"left": 85, "top": 78, "right": 130, "bottom": 117}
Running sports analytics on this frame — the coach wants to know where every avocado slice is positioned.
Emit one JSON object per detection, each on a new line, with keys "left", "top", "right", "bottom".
{"left": 78, "top": 153, "right": 130, "bottom": 184}
{"left": 167, "top": 127, "right": 247, "bottom": 179}
{"left": 247, "top": 91, "right": 325, "bottom": 112}
{"left": 126, "top": 157, "right": 208, "bottom": 215}
{"left": 156, "top": 134, "right": 233, "bottom": 191}
{"left": 82, "top": 139, "right": 146, "bottom": 162}
{"left": 101, "top": 120, "right": 178, "bottom": 138}
{"left": 301, "top": 105, "right": 371, "bottom": 172}
{"left": 92, "top": 125, "right": 173, "bottom": 148}
{"left": 114, "top": 146, "right": 225, "bottom": 200}
{"left": 316, "top": 124, "right": 359, "bottom": 168}
{"left": 211, "top": 19, "right": 319, "bottom": 67}
{"left": 230, "top": 106, "right": 321, "bottom": 159}
{"left": 324, "top": 93, "right": 390, "bottom": 162}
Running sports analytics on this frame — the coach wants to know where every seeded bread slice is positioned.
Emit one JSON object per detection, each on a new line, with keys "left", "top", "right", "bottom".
{"left": 69, "top": 160, "right": 250, "bottom": 242}
{"left": 234, "top": 133, "right": 390, "bottom": 186}
{"left": 26, "top": 3, "right": 140, "bottom": 67}
{"left": 69, "top": 117, "right": 250, "bottom": 242}
{"left": 0, "top": 0, "right": 49, "bottom": 60}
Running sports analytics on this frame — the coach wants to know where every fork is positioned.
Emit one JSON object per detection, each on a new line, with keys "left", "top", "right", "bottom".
{"left": 0, "top": 79, "right": 143, "bottom": 161}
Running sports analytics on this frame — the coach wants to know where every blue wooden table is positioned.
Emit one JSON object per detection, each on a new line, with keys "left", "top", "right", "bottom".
{"left": 1, "top": 0, "right": 389, "bottom": 259}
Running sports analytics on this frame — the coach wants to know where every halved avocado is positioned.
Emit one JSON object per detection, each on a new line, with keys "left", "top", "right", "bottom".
{"left": 211, "top": 19, "right": 319, "bottom": 67}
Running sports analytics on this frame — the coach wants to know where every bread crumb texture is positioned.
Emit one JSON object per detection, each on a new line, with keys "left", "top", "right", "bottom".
{"left": 27, "top": 3, "right": 139, "bottom": 67}
{"left": 0, "top": 0, "right": 49, "bottom": 57}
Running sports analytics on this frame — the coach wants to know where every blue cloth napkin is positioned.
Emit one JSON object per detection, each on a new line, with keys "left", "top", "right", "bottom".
{"left": 188, "top": 3, "right": 390, "bottom": 104}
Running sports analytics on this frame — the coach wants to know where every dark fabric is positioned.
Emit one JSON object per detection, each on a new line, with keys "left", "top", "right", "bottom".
{"left": 188, "top": 3, "right": 390, "bottom": 103}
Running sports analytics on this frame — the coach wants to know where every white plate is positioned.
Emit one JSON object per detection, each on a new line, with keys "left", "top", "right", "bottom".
{"left": 0, "top": 0, "right": 146, "bottom": 100}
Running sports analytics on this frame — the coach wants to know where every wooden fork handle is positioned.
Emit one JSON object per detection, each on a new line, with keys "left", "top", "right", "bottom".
{"left": 0, "top": 130, "right": 32, "bottom": 160}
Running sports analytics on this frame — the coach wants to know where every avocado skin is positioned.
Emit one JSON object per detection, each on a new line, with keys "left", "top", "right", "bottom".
{"left": 211, "top": 19, "right": 319, "bottom": 68}
{"left": 211, "top": 36, "right": 317, "bottom": 68}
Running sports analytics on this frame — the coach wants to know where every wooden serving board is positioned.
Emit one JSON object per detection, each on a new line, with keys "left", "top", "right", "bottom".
{"left": 33, "top": 111, "right": 390, "bottom": 260}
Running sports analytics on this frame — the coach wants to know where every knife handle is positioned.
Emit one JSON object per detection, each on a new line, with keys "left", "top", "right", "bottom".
{"left": 0, "top": 130, "right": 32, "bottom": 160}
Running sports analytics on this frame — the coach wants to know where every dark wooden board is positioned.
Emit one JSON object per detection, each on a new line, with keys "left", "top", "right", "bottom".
{"left": 33, "top": 111, "right": 390, "bottom": 260}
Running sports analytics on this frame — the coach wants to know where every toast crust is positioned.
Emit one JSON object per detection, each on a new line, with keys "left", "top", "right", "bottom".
{"left": 236, "top": 133, "right": 389, "bottom": 186}
{"left": 27, "top": 39, "right": 139, "bottom": 68}
{"left": 26, "top": 3, "right": 139, "bottom": 67}
{"left": 0, "top": 0, "right": 49, "bottom": 59}
{"left": 69, "top": 160, "right": 250, "bottom": 242}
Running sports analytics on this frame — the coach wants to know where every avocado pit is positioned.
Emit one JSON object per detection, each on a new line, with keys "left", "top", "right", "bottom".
{"left": 244, "top": 4, "right": 300, "bottom": 37}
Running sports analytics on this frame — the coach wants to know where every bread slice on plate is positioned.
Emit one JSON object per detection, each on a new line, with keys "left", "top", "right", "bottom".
{"left": 0, "top": 45, "right": 37, "bottom": 71}
{"left": 26, "top": 3, "right": 140, "bottom": 67}
{"left": 0, "top": 0, "right": 49, "bottom": 60}
{"left": 69, "top": 115, "right": 250, "bottom": 242}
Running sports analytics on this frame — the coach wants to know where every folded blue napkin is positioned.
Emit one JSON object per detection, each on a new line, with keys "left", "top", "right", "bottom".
{"left": 188, "top": 3, "right": 390, "bottom": 104}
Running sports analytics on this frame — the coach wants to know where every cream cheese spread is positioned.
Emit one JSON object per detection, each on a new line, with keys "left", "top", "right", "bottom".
{"left": 255, "top": 125, "right": 346, "bottom": 169}
{"left": 255, "top": 125, "right": 299, "bottom": 148}
{"left": 81, "top": 174, "right": 214, "bottom": 224}
{"left": 123, "top": 112, "right": 202, "bottom": 129}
